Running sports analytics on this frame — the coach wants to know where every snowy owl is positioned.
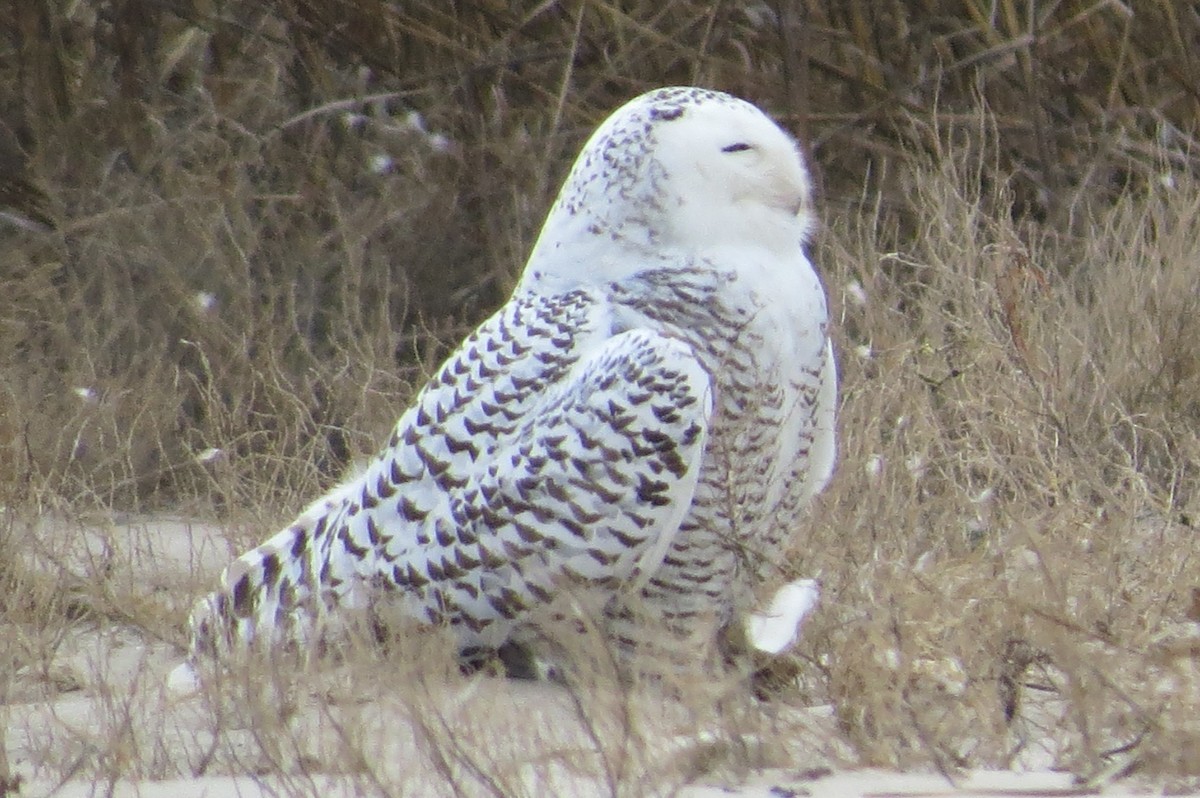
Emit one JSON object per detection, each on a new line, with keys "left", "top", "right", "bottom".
{"left": 179, "top": 86, "right": 835, "bottom": 681}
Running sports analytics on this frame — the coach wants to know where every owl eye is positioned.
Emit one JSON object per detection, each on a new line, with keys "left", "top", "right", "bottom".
{"left": 721, "top": 142, "right": 753, "bottom": 153}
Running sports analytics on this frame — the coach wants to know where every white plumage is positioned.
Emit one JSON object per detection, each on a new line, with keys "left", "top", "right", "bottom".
{"left": 180, "top": 86, "right": 836, "bottom": 677}
{"left": 746, "top": 580, "right": 822, "bottom": 655}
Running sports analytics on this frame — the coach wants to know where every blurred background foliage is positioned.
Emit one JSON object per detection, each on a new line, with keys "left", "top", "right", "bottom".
{"left": 0, "top": 0, "right": 1196, "bottom": 511}
{"left": 5, "top": 2, "right": 1200, "bottom": 779}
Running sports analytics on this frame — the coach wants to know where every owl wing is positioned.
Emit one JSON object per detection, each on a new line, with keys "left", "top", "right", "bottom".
{"left": 188, "top": 291, "right": 712, "bottom": 659}
{"left": 374, "top": 326, "right": 714, "bottom": 647}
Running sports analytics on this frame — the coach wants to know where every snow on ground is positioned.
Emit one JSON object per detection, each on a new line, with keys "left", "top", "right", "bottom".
{"left": 2, "top": 516, "right": 1190, "bottom": 797}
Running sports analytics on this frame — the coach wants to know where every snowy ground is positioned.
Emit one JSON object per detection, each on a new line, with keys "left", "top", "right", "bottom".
{"left": 2, "top": 517, "right": 1187, "bottom": 797}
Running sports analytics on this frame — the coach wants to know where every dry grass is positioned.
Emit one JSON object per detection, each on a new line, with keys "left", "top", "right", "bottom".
{"left": 1, "top": 517, "right": 836, "bottom": 795}
{"left": 801, "top": 134, "right": 1200, "bottom": 777}
{"left": 2, "top": 0, "right": 1200, "bottom": 792}
{"left": 1, "top": 0, "right": 1197, "bottom": 510}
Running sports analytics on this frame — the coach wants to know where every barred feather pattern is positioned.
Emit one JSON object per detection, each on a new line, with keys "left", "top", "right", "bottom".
{"left": 602, "top": 266, "right": 833, "bottom": 649}
{"left": 184, "top": 85, "right": 836, "bottom": 672}
{"left": 189, "top": 287, "right": 716, "bottom": 659}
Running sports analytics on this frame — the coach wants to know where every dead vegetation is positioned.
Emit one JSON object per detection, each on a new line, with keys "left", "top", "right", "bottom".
{"left": 2, "top": 0, "right": 1200, "bottom": 792}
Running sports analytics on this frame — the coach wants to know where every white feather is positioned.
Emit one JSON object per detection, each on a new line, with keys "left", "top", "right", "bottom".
{"left": 746, "top": 579, "right": 821, "bottom": 655}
